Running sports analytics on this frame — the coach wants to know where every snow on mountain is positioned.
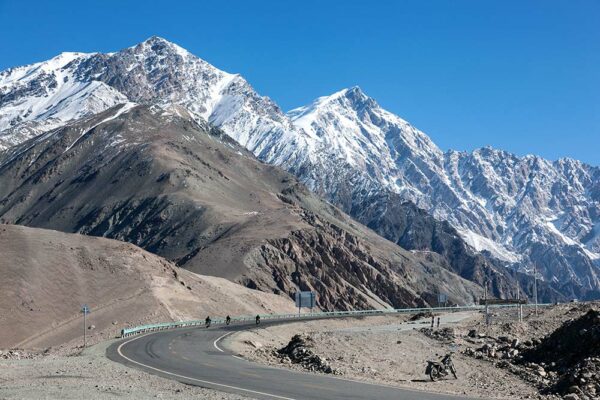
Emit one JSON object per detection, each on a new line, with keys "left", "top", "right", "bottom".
{"left": 0, "top": 52, "right": 131, "bottom": 149}
{"left": 285, "top": 88, "right": 520, "bottom": 259}
{"left": 0, "top": 37, "right": 598, "bottom": 295}
{"left": 285, "top": 88, "right": 600, "bottom": 292}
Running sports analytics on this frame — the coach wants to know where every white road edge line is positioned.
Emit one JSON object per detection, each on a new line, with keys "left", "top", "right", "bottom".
{"left": 117, "top": 334, "right": 296, "bottom": 400}
{"left": 213, "top": 331, "right": 232, "bottom": 352}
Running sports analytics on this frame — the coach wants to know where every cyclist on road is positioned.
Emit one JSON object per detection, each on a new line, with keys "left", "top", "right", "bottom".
{"left": 205, "top": 316, "right": 211, "bottom": 327}
{"left": 226, "top": 315, "right": 231, "bottom": 325}
{"left": 255, "top": 315, "right": 261, "bottom": 325}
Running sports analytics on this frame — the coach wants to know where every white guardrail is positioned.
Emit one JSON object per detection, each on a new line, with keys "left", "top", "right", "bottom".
{"left": 120, "top": 303, "right": 550, "bottom": 338}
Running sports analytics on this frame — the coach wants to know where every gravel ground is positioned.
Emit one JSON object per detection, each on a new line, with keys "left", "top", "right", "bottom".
{"left": 0, "top": 340, "right": 251, "bottom": 400}
{"left": 228, "top": 312, "right": 543, "bottom": 399}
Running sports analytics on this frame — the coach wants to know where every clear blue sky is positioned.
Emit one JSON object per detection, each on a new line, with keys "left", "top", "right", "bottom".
{"left": 1, "top": 0, "right": 598, "bottom": 165}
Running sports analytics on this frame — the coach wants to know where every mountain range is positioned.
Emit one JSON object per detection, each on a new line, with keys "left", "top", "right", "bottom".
{"left": 1, "top": 36, "right": 598, "bottom": 301}
{"left": 0, "top": 103, "right": 485, "bottom": 310}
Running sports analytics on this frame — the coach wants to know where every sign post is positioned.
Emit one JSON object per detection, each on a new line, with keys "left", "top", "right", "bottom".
{"left": 437, "top": 293, "right": 448, "bottom": 308}
{"left": 81, "top": 304, "right": 90, "bottom": 348}
{"left": 295, "top": 291, "right": 316, "bottom": 316}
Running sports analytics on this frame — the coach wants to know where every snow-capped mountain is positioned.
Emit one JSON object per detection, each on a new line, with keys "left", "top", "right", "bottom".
{"left": 0, "top": 52, "right": 131, "bottom": 148}
{"left": 1, "top": 37, "right": 598, "bottom": 296}
{"left": 285, "top": 88, "right": 600, "bottom": 292}
{"left": 0, "top": 36, "right": 311, "bottom": 164}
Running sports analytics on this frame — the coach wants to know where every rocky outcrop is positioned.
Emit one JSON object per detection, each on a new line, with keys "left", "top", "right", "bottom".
{"left": 249, "top": 213, "right": 427, "bottom": 310}
{"left": 348, "top": 193, "right": 568, "bottom": 302}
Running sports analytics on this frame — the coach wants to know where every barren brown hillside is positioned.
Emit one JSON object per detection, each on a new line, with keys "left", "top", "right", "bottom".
{"left": 0, "top": 224, "right": 296, "bottom": 349}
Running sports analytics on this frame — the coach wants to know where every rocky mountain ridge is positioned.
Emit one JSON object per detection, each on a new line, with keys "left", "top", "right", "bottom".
{"left": 285, "top": 87, "right": 600, "bottom": 296}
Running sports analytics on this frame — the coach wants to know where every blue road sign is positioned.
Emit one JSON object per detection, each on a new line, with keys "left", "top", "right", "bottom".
{"left": 295, "top": 291, "right": 316, "bottom": 308}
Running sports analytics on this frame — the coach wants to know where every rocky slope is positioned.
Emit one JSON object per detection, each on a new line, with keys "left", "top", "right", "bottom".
{"left": 357, "top": 197, "right": 572, "bottom": 302}
{"left": 459, "top": 303, "right": 600, "bottom": 399}
{"left": 519, "top": 308, "right": 600, "bottom": 399}
{"left": 0, "top": 224, "right": 298, "bottom": 349}
{"left": 0, "top": 104, "right": 483, "bottom": 310}
{"left": 1, "top": 37, "right": 596, "bottom": 299}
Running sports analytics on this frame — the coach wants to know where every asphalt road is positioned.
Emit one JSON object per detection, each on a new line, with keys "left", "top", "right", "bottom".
{"left": 107, "top": 318, "right": 477, "bottom": 400}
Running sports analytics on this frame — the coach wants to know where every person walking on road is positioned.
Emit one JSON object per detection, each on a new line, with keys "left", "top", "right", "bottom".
{"left": 431, "top": 316, "right": 434, "bottom": 328}
{"left": 437, "top": 317, "right": 441, "bottom": 328}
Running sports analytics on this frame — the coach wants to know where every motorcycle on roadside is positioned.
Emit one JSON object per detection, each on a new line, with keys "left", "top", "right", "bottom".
{"left": 426, "top": 352, "right": 457, "bottom": 381}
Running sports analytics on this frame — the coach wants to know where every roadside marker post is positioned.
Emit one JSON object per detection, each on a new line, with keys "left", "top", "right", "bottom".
{"left": 81, "top": 304, "right": 90, "bottom": 348}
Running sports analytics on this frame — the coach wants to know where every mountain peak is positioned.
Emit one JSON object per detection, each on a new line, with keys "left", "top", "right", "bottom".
{"left": 141, "top": 35, "right": 175, "bottom": 46}
{"left": 289, "top": 86, "right": 377, "bottom": 119}
{"left": 324, "top": 86, "right": 367, "bottom": 103}
{"left": 340, "top": 86, "right": 376, "bottom": 109}
{"left": 344, "top": 85, "right": 364, "bottom": 95}
{"left": 135, "top": 36, "right": 190, "bottom": 58}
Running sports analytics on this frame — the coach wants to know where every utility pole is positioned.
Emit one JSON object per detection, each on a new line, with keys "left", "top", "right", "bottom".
{"left": 533, "top": 265, "right": 538, "bottom": 316}
{"left": 517, "top": 283, "right": 523, "bottom": 322}
{"left": 81, "top": 304, "right": 90, "bottom": 348}
{"left": 484, "top": 280, "right": 489, "bottom": 326}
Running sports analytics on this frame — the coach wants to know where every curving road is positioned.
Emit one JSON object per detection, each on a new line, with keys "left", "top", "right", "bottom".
{"left": 107, "top": 318, "right": 476, "bottom": 400}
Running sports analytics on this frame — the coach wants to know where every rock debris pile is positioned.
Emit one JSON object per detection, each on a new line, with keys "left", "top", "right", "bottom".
{"left": 0, "top": 349, "right": 43, "bottom": 360}
{"left": 409, "top": 311, "right": 434, "bottom": 321}
{"left": 275, "top": 334, "right": 338, "bottom": 374}
{"left": 462, "top": 332, "right": 530, "bottom": 361}
{"left": 460, "top": 309, "right": 600, "bottom": 400}
{"left": 419, "top": 327, "right": 455, "bottom": 342}
{"left": 520, "top": 309, "right": 600, "bottom": 400}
